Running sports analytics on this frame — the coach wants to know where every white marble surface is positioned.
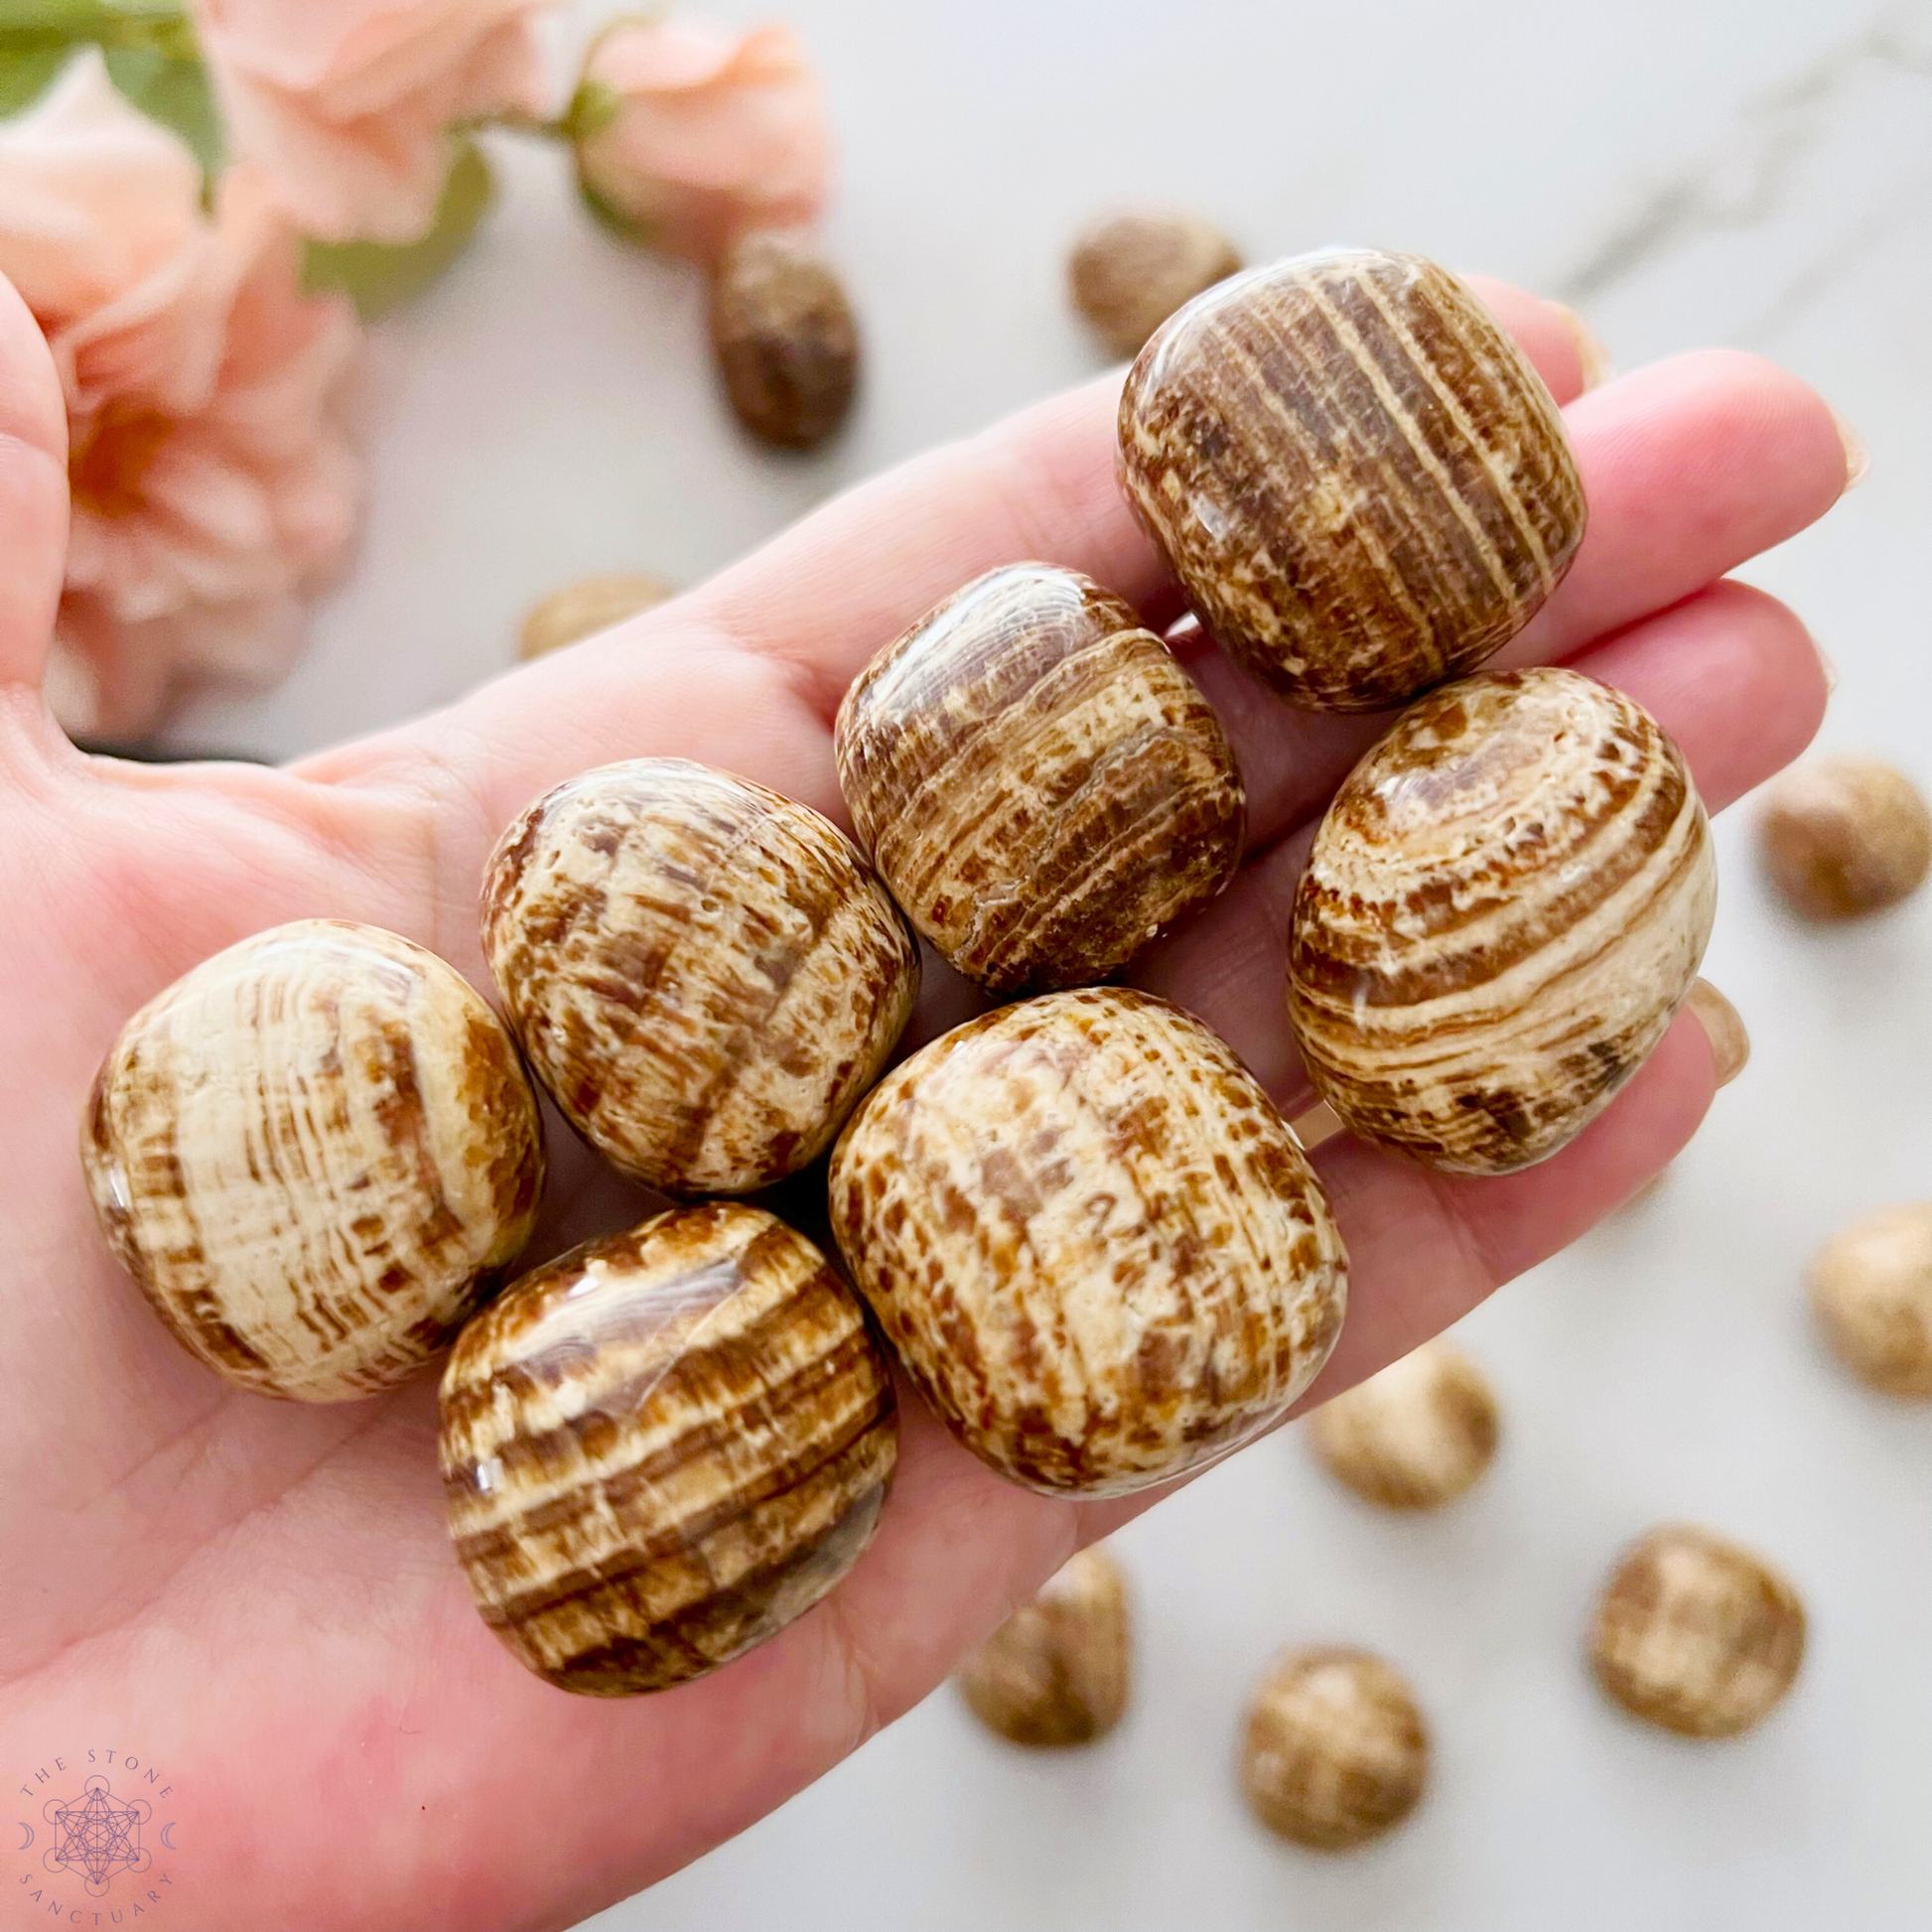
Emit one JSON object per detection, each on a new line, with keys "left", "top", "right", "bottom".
{"left": 177, "top": 1, "right": 1932, "bottom": 1926}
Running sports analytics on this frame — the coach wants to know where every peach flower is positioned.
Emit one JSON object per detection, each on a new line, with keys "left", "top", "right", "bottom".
{"left": 191, "top": 0, "right": 554, "bottom": 243}
{"left": 0, "top": 52, "right": 362, "bottom": 736}
{"left": 573, "top": 16, "right": 829, "bottom": 265}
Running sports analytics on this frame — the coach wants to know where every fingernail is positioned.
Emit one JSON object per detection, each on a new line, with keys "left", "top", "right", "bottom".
{"left": 1829, "top": 405, "right": 1869, "bottom": 490}
{"left": 1550, "top": 301, "right": 1613, "bottom": 391}
{"left": 1686, "top": 978, "right": 1750, "bottom": 1088}
{"left": 1814, "top": 636, "right": 1839, "bottom": 694}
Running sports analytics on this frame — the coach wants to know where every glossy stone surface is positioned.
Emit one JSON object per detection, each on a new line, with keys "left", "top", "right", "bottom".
{"left": 955, "top": 1545, "right": 1132, "bottom": 1747}
{"left": 81, "top": 919, "right": 545, "bottom": 1403}
{"left": 441, "top": 1202, "right": 897, "bottom": 1696}
{"left": 1118, "top": 247, "right": 1586, "bottom": 712}
{"left": 1306, "top": 1337, "right": 1499, "bottom": 1510}
{"left": 1590, "top": 1525, "right": 1806, "bottom": 1738}
{"left": 1287, "top": 667, "right": 1717, "bottom": 1174}
{"left": 483, "top": 758, "right": 918, "bottom": 1195}
{"left": 710, "top": 229, "right": 859, "bottom": 450}
{"left": 1240, "top": 1647, "right": 1430, "bottom": 1850}
{"left": 834, "top": 562, "right": 1245, "bottom": 994}
{"left": 829, "top": 987, "right": 1348, "bottom": 1497}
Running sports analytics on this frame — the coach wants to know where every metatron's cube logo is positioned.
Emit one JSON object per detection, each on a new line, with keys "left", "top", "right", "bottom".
{"left": 42, "top": 1774, "right": 152, "bottom": 1897}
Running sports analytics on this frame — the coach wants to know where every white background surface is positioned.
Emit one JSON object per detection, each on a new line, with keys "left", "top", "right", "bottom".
{"left": 177, "top": 2, "right": 1932, "bottom": 1926}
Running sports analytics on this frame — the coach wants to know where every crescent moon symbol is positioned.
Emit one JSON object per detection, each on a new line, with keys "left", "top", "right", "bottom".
{"left": 159, "top": 1823, "right": 177, "bottom": 1850}
{"left": 15, "top": 1823, "right": 32, "bottom": 1850}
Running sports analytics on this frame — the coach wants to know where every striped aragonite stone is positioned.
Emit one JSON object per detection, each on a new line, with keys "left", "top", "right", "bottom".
{"left": 440, "top": 1202, "right": 897, "bottom": 1696}
{"left": 828, "top": 987, "right": 1347, "bottom": 1497}
{"left": 1306, "top": 1337, "right": 1500, "bottom": 1510}
{"left": 834, "top": 562, "right": 1246, "bottom": 994}
{"left": 482, "top": 759, "right": 919, "bottom": 1195}
{"left": 1240, "top": 1647, "right": 1430, "bottom": 1849}
{"left": 955, "top": 1545, "right": 1133, "bottom": 1746}
{"left": 1589, "top": 1525, "right": 1806, "bottom": 1738}
{"left": 1286, "top": 667, "right": 1717, "bottom": 1175}
{"left": 80, "top": 919, "right": 545, "bottom": 1402}
{"left": 1118, "top": 248, "right": 1587, "bottom": 713}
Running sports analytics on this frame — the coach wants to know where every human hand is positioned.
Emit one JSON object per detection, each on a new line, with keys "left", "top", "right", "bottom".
{"left": 0, "top": 268, "right": 1850, "bottom": 1931}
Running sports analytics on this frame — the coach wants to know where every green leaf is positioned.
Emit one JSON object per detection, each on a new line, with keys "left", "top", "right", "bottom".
{"left": 0, "top": 40, "right": 68, "bottom": 116}
{"left": 0, "top": 2, "right": 194, "bottom": 58}
{"left": 1, "top": 4, "right": 205, "bottom": 131}
{"left": 103, "top": 43, "right": 219, "bottom": 170}
{"left": 300, "top": 138, "right": 496, "bottom": 321}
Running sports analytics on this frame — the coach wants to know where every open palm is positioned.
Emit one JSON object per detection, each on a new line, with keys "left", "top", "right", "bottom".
{"left": 0, "top": 269, "right": 1849, "bottom": 1932}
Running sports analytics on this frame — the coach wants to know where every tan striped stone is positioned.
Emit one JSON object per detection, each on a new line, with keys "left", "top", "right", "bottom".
{"left": 80, "top": 919, "right": 545, "bottom": 1403}
{"left": 440, "top": 1202, "right": 897, "bottom": 1696}
{"left": 1806, "top": 1202, "right": 1932, "bottom": 1399}
{"left": 482, "top": 758, "right": 919, "bottom": 1195}
{"left": 828, "top": 987, "right": 1348, "bottom": 1497}
{"left": 1240, "top": 1647, "right": 1430, "bottom": 1849}
{"left": 834, "top": 562, "right": 1246, "bottom": 994}
{"left": 956, "top": 1545, "right": 1132, "bottom": 1746}
{"left": 1306, "top": 1338, "right": 1499, "bottom": 1510}
{"left": 1757, "top": 754, "right": 1932, "bottom": 919}
{"left": 1069, "top": 206, "right": 1242, "bottom": 359}
{"left": 518, "top": 571, "right": 675, "bottom": 659}
{"left": 1590, "top": 1525, "right": 1806, "bottom": 1738}
{"left": 1286, "top": 667, "right": 1717, "bottom": 1174}
{"left": 1118, "top": 248, "right": 1586, "bottom": 712}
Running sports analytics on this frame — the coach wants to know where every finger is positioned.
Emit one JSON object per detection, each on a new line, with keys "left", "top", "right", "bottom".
{"left": 680, "top": 273, "right": 1596, "bottom": 723}
{"left": 1498, "top": 348, "right": 1855, "bottom": 664}
{"left": 0, "top": 272, "right": 67, "bottom": 700}
{"left": 1178, "top": 349, "right": 1852, "bottom": 847}
{"left": 693, "top": 340, "right": 1831, "bottom": 747}
{"left": 1139, "top": 578, "right": 1828, "bottom": 1103}
{"left": 301, "top": 271, "right": 1592, "bottom": 798}
{"left": 411, "top": 346, "right": 1846, "bottom": 902}
{"left": 1459, "top": 275, "right": 1606, "bottom": 402}
{"left": 304, "top": 350, "right": 1839, "bottom": 970}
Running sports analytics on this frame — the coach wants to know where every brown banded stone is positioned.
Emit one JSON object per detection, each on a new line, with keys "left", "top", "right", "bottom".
{"left": 1589, "top": 1525, "right": 1806, "bottom": 1738}
{"left": 1286, "top": 667, "right": 1717, "bottom": 1175}
{"left": 1240, "top": 1647, "right": 1430, "bottom": 1850}
{"left": 482, "top": 758, "right": 918, "bottom": 1196}
{"left": 440, "top": 1201, "right": 897, "bottom": 1696}
{"left": 828, "top": 987, "right": 1347, "bottom": 1497}
{"left": 1069, "top": 206, "right": 1242, "bottom": 359}
{"left": 1118, "top": 247, "right": 1587, "bottom": 712}
{"left": 80, "top": 919, "right": 545, "bottom": 1403}
{"left": 834, "top": 562, "right": 1246, "bottom": 994}
{"left": 956, "top": 1545, "right": 1132, "bottom": 1746}
{"left": 710, "top": 229, "right": 858, "bottom": 450}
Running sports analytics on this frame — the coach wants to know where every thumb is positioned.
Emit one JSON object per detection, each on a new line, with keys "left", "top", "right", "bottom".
{"left": 0, "top": 272, "right": 69, "bottom": 707}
